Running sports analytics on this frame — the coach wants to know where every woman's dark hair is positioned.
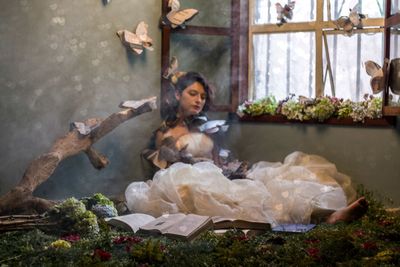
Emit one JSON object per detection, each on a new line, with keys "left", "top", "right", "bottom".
{"left": 160, "top": 71, "right": 213, "bottom": 124}
{"left": 144, "top": 72, "right": 213, "bottom": 171}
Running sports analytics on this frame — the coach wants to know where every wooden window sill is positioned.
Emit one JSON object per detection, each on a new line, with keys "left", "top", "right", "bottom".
{"left": 235, "top": 114, "right": 396, "bottom": 127}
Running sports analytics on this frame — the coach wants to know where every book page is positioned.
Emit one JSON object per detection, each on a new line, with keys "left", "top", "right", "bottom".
{"left": 211, "top": 216, "right": 271, "bottom": 230}
{"left": 105, "top": 213, "right": 155, "bottom": 232}
{"left": 139, "top": 213, "right": 186, "bottom": 233}
{"left": 211, "top": 216, "right": 236, "bottom": 224}
{"left": 164, "top": 214, "right": 211, "bottom": 237}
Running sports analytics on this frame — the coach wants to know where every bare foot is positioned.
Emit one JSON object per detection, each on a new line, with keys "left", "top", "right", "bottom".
{"left": 326, "top": 197, "right": 368, "bottom": 224}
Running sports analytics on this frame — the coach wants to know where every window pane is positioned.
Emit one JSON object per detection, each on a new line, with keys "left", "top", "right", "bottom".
{"left": 254, "top": 0, "right": 316, "bottom": 24}
{"left": 171, "top": 34, "right": 231, "bottom": 105}
{"left": 392, "top": 0, "right": 400, "bottom": 14}
{"left": 389, "top": 26, "right": 400, "bottom": 106}
{"left": 323, "top": 32, "right": 383, "bottom": 101}
{"left": 324, "top": 0, "right": 385, "bottom": 20}
{"left": 180, "top": 0, "right": 231, "bottom": 27}
{"left": 252, "top": 32, "right": 315, "bottom": 100}
{"left": 391, "top": 26, "right": 400, "bottom": 59}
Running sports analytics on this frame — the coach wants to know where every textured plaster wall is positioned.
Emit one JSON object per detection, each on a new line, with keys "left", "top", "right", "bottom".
{"left": 0, "top": 0, "right": 162, "bottom": 199}
{"left": 1, "top": 0, "right": 399, "bottom": 207}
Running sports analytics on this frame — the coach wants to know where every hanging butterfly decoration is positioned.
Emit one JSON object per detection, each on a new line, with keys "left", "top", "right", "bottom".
{"left": 275, "top": 1, "right": 296, "bottom": 26}
{"left": 162, "top": 56, "right": 187, "bottom": 85}
{"left": 163, "top": 56, "right": 179, "bottom": 79}
{"left": 364, "top": 60, "right": 386, "bottom": 94}
{"left": 334, "top": 4, "right": 367, "bottom": 36}
{"left": 161, "top": 0, "right": 199, "bottom": 29}
{"left": 117, "top": 21, "right": 154, "bottom": 55}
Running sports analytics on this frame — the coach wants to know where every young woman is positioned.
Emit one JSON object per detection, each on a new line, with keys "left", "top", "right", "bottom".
{"left": 127, "top": 71, "right": 368, "bottom": 226}
{"left": 142, "top": 71, "right": 219, "bottom": 171}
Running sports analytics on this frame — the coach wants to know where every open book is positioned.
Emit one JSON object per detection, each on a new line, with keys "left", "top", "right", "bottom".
{"left": 105, "top": 213, "right": 156, "bottom": 233}
{"left": 106, "top": 213, "right": 271, "bottom": 241}
{"left": 139, "top": 213, "right": 213, "bottom": 241}
{"left": 211, "top": 216, "right": 271, "bottom": 231}
{"left": 106, "top": 213, "right": 213, "bottom": 241}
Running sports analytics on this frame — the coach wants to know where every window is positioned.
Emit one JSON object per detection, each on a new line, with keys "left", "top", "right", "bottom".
{"left": 249, "top": 0, "right": 385, "bottom": 102}
{"left": 160, "top": 0, "right": 243, "bottom": 113}
{"left": 383, "top": 0, "right": 400, "bottom": 115}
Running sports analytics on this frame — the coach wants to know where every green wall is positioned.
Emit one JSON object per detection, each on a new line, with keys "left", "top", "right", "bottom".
{"left": 1, "top": 0, "right": 399, "bottom": 206}
{"left": 0, "top": 0, "right": 162, "bottom": 199}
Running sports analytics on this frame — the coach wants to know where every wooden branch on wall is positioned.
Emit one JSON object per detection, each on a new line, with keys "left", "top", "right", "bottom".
{"left": 0, "top": 96, "right": 157, "bottom": 216}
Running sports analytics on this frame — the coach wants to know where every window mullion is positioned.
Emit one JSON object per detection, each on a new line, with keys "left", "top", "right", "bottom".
{"left": 286, "top": 34, "right": 291, "bottom": 95}
{"left": 248, "top": 0, "right": 255, "bottom": 100}
{"left": 265, "top": 0, "right": 272, "bottom": 97}
{"left": 315, "top": 0, "right": 324, "bottom": 97}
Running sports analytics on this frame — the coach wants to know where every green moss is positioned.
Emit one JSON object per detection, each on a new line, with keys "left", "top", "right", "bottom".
{"left": 81, "top": 193, "right": 115, "bottom": 209}
{"left": 47, "top": 197, "right": 99, "bottom": 236}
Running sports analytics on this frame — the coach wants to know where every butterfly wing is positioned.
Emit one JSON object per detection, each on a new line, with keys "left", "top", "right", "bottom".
{"left": 335, "top": 16, "right": 348, "bottom": 28}
{"left": 364, "top": 61, "right": 384, "bottom": 94}
{"left": 349, "top": 3, "right": 361, "bottom": 26}
{"left": 275, "top": 3, "right": 285, "bottom": 25}
{"left": 284, "top": 1, "right": 296, "bottom": 19}
{"left": 349, "top": 10, "right": 360, "bottom": 26}
{"left": 135, "top": 21, "right": 154, "bottom": 51}
{"left": 163, "top": 56, "right": 179, "bottom": 79}
{"left": 117, "top": 30, "right": 143, "bottom": 54}
{"left": 275, "top": 3, "right": 283, "bottom": 18}
{"left": 287, "top": 1, "right": 296, "bottom": 10}
{"left": 168, "top": 0, "right": 180, "bottom": 12}
{"left": 72, "top": 122, "right": 91, "bottom": 135}
{"left": 166, "top": 9, "right": 198, "bottom": 28}
{"left": 364, "top": 60, "right": 381, "bottom": 77}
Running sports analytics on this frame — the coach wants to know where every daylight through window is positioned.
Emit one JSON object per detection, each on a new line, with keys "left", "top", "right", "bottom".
{"left": 249, "top": 0, "right": 385, "bottom": 102}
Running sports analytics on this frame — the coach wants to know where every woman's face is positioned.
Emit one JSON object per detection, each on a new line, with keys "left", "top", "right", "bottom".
{"left": 176, "top": 81, "right": 206, "bottom": 117}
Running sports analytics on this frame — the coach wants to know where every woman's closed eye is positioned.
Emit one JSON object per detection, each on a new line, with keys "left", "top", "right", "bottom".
{"left": 189, "top": 90, "right": 206, "bottom": 100}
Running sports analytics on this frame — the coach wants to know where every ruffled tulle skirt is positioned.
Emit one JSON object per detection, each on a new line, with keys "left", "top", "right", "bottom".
{"left": 125, "top": 151, "right": 356, "bottom": 226}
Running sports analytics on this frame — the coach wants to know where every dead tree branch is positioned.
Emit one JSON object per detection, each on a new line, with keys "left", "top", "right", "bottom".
{"left": 0, "top": 97, "right": 157, "bottom": 216}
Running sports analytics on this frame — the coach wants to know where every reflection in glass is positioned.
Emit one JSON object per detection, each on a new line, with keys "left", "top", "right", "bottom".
{"left": 179, "top": 0, "right": 231, "bottom": 27}
{"left": 253, "top": 32, "right": 315, "bottom": 101}
{"left": 254, "top": 0, "right": 315, "bottom": 24}
{"left": 171, "top": 34, "right": 231, "bottom": 105}
{"left": 323, "top": 0, "right": 384, "bottom": 20}
{"left": 324, "top": 33, "right": 383, "bottom": 101}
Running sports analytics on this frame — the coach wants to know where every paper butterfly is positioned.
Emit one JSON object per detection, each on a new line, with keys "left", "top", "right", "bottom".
{"left": 117, "top": 21, "right": 154, "bottom": 55}
{"left": 364, "top": 60, "right": 385, "bottom": 94}
{"left": 275, "top": 1, "right": 296, "bottom": 26}
{"left": 163, "top": 56, "right": 179, "bottom": 80}
{"left": 162, "top": 0, "right": 198, "bottom": 29}
{"left": 198, "top": 120, "right": 229, "bottom": 134}
{"left": 334, "top": 4, "right": 366, "bottom": 36}
{"left": 71, "top": 121, "right": 99, "bottom": 136}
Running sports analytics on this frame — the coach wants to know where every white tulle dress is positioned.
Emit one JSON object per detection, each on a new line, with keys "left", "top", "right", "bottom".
{"left": 125, "top": 134, "right": 356, "bottom": 226}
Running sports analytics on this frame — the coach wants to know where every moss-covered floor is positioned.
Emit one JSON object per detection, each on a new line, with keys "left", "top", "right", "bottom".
{"left": 1, "top": 190, "right": 399, "bottom": 266}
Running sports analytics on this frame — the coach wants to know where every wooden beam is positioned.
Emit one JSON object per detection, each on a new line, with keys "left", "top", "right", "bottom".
{"left": 170, "top": 25, "right": 231, "bottom": 36}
